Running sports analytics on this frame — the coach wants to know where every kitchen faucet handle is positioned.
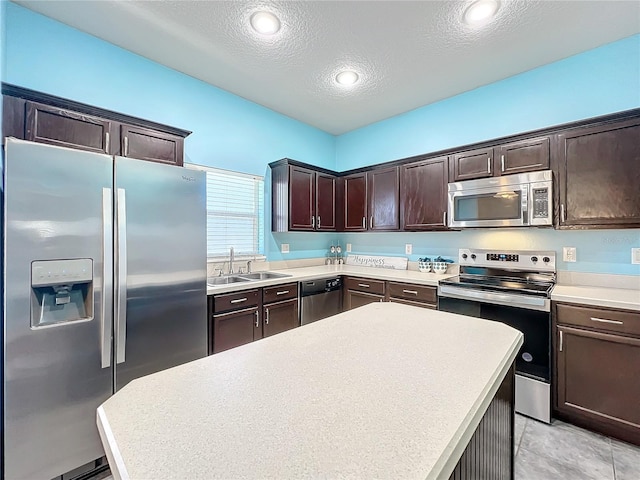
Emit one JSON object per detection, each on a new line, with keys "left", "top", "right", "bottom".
{"left": 247, "top": 260, "right": 252, "bottom": 273}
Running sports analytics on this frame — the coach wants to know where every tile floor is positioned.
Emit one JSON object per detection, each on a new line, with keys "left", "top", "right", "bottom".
{"left": 515, "top": 414, "right": 640, "bottom": 480}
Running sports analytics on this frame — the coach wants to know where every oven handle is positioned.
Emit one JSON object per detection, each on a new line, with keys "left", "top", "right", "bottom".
{"left": 438, "top": 285, "right": 550, "bottom": 312}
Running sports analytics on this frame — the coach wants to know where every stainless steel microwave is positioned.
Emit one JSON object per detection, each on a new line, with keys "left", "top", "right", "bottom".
{"left": 447, "top": 170, "right": 553, "bottom": 228}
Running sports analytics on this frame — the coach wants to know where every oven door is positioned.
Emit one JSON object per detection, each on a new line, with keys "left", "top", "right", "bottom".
{"left": 438, "top": 288, "right": 550, "bottom": 382}
{"left": 448, "top": 184, "right": 528, "bottom": 228}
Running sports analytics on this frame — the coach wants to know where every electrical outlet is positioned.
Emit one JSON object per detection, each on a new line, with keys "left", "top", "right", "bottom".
{"left": 632, "top": 248, "right": 640, "bottom": 265}
{"left": 346, "top": 243, "right": 352, "bottom": 253}
{"left": 281, "top": 243, "right": 289, "bottom": 253}
{"left": 405, "top": 244, "right": 412, "bottom": 255}
{"left": 563, "top": 247, "right": 577, "bottom": 262}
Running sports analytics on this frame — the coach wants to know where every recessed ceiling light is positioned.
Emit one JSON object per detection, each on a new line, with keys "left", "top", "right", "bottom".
{"left": 250, "top": 11, "right": 281, "bottom": 35}
{"left": 335, "top": 70, "right": 359, "bottom": 86}
{"left": 463, "top": 0, "right": 500, "bottom": 25}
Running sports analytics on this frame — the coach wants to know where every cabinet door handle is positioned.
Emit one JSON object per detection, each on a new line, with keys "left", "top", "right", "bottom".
{"left": 311, "top": 216, "right": 315, "bottom": 229}
{"left": 590, "top": 317, "right": 623, "bottom": 325}
{"left": 123, "top": 136, "right": 129, "bottom": 156}
{"left": 442, "top": 211, "right": 447, "bottom": 226}
{"left": 559, "top": 330, "right": 563, "bottom": 352}
{"left": 403, "top": 289, "right": 418, "bottom": 295}
{"left": 358, "top": 283, "right": 370, "bottom": 288}
{"left": 370, "top": 216, "right": 373, "bottom": 229}
{"left": 560, "top": 204, "right": 566, "bottom": 223}
{"left": 361, "top": 216, "right": 366, "bottom": 229}
{"left": 501, "top": 155, "right": 505, "bottom": 172}
{"left": 105, "top": 132, "right": 110, "bottom": 154}
{"left": 255, "top": 310, "right": 259, "bottom": 327}
{"left": 230, "top": 297, "right": 247, "bottom": 304}
{"left": 317, "top": 216, "right": 321, "bottom": 228}
{"left": 276, "top": 290, "right": 290, "bottom": 296}
{"left": 265, "top": 308, "right": 269, "bottom": 325}
{"left": 487, "top": 157, "right": 491, "bottom": 173}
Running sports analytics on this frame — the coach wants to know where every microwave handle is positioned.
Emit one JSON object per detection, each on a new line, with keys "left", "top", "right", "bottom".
{"left": 522, "top": 187, "right": 529, "bottom": 224}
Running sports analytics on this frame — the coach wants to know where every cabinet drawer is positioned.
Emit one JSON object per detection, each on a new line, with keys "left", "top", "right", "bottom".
{"left": 344, "top": 277, "right": 385, "bottom": 295}
{"left": 556, "top": 303, "right": 640, "bottom": 337}
{"left": 214, "top": 289, "right": 260, "bottom": 313}
{"left": 388, "top": 282, "right": 437, "bottom": 304}
{"left": 263, "top": 282, "right": 298, "bottom": 304}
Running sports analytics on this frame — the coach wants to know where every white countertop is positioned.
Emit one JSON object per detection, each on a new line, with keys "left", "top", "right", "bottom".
{"left": 207, "top": 264, "right": 456, "bottom": 295}
{"left": 97, "top": 303, "right": 522, "bottom": 480}
{"left": 551, "top": 285, "right": 640, "bottom": 312}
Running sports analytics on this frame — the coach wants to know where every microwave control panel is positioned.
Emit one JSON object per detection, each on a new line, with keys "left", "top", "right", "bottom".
{"left": 532, "top": 188, "right": 549, "bottom": 218}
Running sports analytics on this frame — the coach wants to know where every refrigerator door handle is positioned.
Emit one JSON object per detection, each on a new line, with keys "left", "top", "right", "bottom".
{"left": 101, "top": 188, "right": 114, "bottom": 368}
{"left": 115, "top": 188, "right": 128, "bottom": 364}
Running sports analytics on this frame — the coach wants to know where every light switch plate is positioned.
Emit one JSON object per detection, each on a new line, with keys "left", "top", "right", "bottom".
{"left": 632, "top": 248, "right": 640, "bottom": 265}
{"left": 405, "top": 244, "right": 412, "bottom": 255}
{"left": 563, "top": 247, "right": 576, "bottom": 262}
{"left": 346, "top": 243, "right": 352, "bottom": 252}
{"left": 281, "top": 243, "right": 289, "bottom": 253}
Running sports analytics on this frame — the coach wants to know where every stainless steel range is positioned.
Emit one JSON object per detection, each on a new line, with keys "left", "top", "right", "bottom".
{"left": 438, "top": 248, "right": 556, "bottom": 423}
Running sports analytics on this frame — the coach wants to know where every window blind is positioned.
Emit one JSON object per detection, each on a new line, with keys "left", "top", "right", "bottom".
{"left": 186, "top": 163, "right": 264, "bottom": 259}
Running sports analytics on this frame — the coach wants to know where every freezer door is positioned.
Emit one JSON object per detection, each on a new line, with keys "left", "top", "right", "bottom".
{"left": 3, "top": 139, "right": 114, "bottom": 479}
{"left": 113, "top": 156, "right": 207, "bottom": 389}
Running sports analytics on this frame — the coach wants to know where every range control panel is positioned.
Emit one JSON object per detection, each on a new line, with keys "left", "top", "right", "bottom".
{"left": 458, "top": 249, "right": 556, "bottom": 271}
{"left": 487, "top": 253, "right": 519, "bottom": 262}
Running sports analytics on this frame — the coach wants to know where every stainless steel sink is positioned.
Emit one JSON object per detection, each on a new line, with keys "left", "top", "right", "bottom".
{"left": 207, "top": 276, "right": 251, "bottom": 286}
{"left": 236, "top": 272, "right": 291, "bottom": 281}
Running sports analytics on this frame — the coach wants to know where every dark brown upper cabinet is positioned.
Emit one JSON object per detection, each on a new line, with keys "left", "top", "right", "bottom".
{"left": 26, "top": 101, "right": 114, "bottom": 155}
{"left": 368, "top": 167, "right": 400, "bottom": 231}
{"left": 450, "top": 147, "right": 494, "bottom": 181}
{"left": 288, "top": 165, "right": 316, "bottom": 231}
{"left": 315, "top": 173, "right": 337, "bottom": 231}
{"left": 495, "top": 136, "right": 550, "bottom": 176}
{"left": 120, "top": 124, "right": 184, "bottom": 166}
{"left": 555, "top": 117, "right": 640, "bottom": 229}
{"left": 451, "top": 138, "right": 550, "bottom": 182}
{"left": 3, "top": 84, "right": 190, "bottom": 166}
{"left": 271, "top": 161, "right": 337, "bottom": 232}
{"left": 343, "top": 172, "right": 368, "bottom": 231}
{"left": 343, "top": 167, "right": 400, "bottom": 231}
{"left": 401, "top": 156, "right": 448, "bottom": 230}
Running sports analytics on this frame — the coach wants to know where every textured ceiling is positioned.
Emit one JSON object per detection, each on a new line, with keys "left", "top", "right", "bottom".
{"left": 14, "top": 1, "right": 640, "bottom": 135}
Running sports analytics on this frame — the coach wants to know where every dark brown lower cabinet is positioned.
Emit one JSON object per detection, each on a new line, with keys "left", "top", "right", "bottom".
{"left": 387, "top": 281, "right": 437, "bottom": 309}
{"left": 448, "top": 364, "right": 515, "bottom": 479}
{"left": 263, "top": 298, "right": 299, "bottom": 338}
{"left": 554, "top": 303, "right": 640, "bottom": 446}
{"left": 343, "top": 276, "right": 385, "bottom": 310}
{"left": 212, "top": 306, "right": 260, "bottom": 354}
{"left": 209, "top": 283, "right": 300, "bottom": 354}
{"left": 344, "top": 290, "right": 384, "bottom": 310}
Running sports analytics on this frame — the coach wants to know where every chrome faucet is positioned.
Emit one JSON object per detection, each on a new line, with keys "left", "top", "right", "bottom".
{"left": 228, "top": 247, "right": 234, "bottom": 275}
{"left": 246, "top": 260, "right": 252, "bottom": 274}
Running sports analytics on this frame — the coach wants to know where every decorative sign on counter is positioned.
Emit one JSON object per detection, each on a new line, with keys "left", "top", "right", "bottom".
{"left": 345, "top": 254, "right": 408, "bottom": 270}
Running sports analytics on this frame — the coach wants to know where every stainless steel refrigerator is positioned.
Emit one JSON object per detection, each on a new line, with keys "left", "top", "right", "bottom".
{"left": 2, "top": 138, "right": 207, "bottom": 479}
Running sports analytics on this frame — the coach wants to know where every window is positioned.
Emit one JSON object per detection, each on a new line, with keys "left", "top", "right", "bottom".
{"left": 186, "top": 163, "right": 264, "bottom": 259}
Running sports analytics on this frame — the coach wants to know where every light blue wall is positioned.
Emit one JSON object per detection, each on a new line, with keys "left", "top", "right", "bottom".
{"left": 4, "top": 3, "right": 335, "bottom": 176}
{"left": 342, "top": 229, "right": 640, "bottom": 276}
{"left": 336, "top": 34, "right": 640, "bottom": 170}
{"left": 0, "top": 0, "right": 7, "bottom": 143}
{"left": 329, "top": 34, "right": 640, "bottom": 276}
{"left": 4, "top": 3, "right": 639, "bottom": 274}
{"left": 3, "top": 2, "right": 335, "bottom": 260}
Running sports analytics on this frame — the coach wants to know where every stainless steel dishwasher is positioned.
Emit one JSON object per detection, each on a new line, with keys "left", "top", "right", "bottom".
{"left": 300, "top": 278, "right": 343, "bottom": 325}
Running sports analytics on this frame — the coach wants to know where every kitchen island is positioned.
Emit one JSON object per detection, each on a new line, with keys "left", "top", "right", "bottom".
{"left": 97, "top": 303, "right": 523, "bottom": 479}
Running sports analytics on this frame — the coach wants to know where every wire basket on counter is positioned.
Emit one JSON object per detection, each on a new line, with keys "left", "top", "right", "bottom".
{"left": 417, "top": 257, "right": 453, "bottom": 274}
